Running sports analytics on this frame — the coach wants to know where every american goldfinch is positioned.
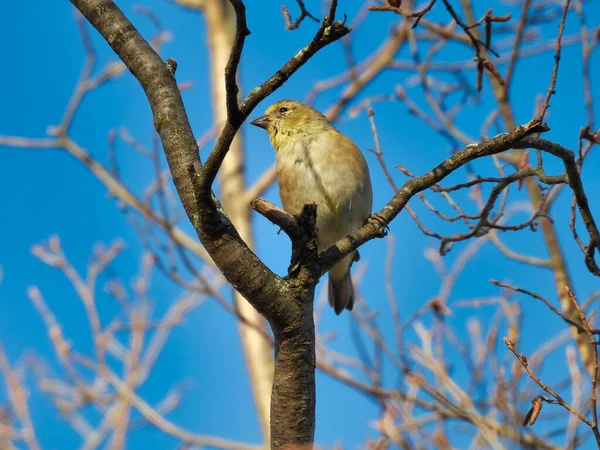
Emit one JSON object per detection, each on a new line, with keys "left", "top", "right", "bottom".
{"left": 251, "top": 100, "right": 373, "bottom": 315}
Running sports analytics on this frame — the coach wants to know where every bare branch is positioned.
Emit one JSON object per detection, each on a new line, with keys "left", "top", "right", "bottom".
{"left": 282, "top": 0, "right": 319, "bottom": 30}
{"left": 538, "top": 0, "right": 571, "bottom": 121}
{"left": 491, "top": 280, "right": 600, "bottom": 335}
{"left": 504, "top": 337, "right": 594, "bottom": 431}
{"left": 0, "top": 343, "right": 40, "bottom": 450}
{"left": 566, "top": 286, "right": 599, "bottom": 440}
{"left": 199, "top": 0, "right": 349, "bottom": 192}
{"left": 319, "top": 120, "right": 549, "bottom": 274}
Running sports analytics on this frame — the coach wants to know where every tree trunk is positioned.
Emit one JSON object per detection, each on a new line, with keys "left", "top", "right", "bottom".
{"left": 203, "top": 0, "right": 274, "bottom": 443}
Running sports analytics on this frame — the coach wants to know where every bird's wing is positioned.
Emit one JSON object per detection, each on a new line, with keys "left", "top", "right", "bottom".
{"left": 329, "top": 132, "right": 373, "bottom": 225}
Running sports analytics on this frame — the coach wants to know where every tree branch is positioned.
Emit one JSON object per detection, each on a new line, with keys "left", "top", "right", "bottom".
{"left": 198, "top": 0, "right": 349, "bottom": 192}
{"left": 282, "top": 0, "right": 320, "bottom": 30}
{"left": 317, "top": 126, "right": 600, "bottom": 279}
{"left": 515, "top": 137, "right": 600, "bottom": 275}
{"left": 71, "top": 1, "right": 600, "bottom": 447}
{"left": 224, "top": 0, "right": 249, "bottom": 122}
{"left": 70, "top": 0, "right": 289, "bottom": 325}
{"left": 318, "top": 120, "right": 549, "bottom": 273}
{"left": 250, "top": 198, "right": 303, "bottom": 239}
{"left": 70, "top": 1, "right": 348, "bottom": 446}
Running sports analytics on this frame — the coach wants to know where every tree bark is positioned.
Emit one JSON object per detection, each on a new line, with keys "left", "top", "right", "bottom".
{"left": 69, "top": 1, "right": 349, "bottom": 446}
{"left": 202, "top": 0, "right": 274, "bottom": 442}
{"left": 270, "top": 310, "right": 316, "bottom": 447}
{"left": 69, "top": 1, "right": 600, "bottom": 447}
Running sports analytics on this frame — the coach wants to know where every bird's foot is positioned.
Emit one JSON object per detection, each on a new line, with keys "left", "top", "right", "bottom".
{"left": 365, "top": 213, "right": 389, "bottom": 237}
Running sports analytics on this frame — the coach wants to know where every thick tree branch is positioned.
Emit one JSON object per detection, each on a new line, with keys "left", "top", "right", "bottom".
{"left": 70, "top": 1, "right": 348, "bottom": 446}
{"left": 200, "top": 0, "right": 273, "bottom": 441}
{"left": 70, "top": 0, "right": 290, "bottom": 326}
{"left": 318, "top": 120, "right": 548, "bottom": 273}
{"left": 319, "top": 124, "right": 600, "bottom": 280}
{"left": 70, "top": 1, "right": 600, "bottom": 447}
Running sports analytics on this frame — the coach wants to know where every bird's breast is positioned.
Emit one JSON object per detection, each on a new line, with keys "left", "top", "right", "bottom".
{"left": 275, "top": 135, "right": 371, "bottom": 249}
{"left": 276, "top": 139, "right": 341, "bottom": 213}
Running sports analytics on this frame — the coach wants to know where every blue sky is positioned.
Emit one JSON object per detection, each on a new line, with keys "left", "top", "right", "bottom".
{"left": 1, "top": 0, "right": 600, "bottom": 448}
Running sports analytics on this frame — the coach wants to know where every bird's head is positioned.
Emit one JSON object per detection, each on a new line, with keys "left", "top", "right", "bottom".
{"left": 250, "top": 100, "right": 335, "bottom": 149}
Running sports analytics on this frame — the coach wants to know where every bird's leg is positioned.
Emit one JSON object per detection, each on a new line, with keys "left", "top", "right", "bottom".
{"left": 364, "top": 213, "right": 389, "bottom": 237}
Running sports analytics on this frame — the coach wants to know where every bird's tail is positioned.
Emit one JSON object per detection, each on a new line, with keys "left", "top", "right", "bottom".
{"left": 328, "top": 253, "right": 355, "bottom": 315}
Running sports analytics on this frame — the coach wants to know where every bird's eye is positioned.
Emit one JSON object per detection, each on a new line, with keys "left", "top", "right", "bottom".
{"left": 279, "top": 107, "right": 289, "bottom": 113}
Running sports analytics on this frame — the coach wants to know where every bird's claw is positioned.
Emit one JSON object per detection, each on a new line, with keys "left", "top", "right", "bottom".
{"left": 365, "top": 213, "right": 389, "bottom": 237}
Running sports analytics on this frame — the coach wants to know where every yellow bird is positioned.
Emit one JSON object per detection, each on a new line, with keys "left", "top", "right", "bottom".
{"left": 251, "top": 100, "right": 374, "bottom": 314}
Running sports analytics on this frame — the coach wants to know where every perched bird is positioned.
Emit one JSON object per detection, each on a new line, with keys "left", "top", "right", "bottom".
{"left": 251, "top": 100, "right": 374, "bottom": 315}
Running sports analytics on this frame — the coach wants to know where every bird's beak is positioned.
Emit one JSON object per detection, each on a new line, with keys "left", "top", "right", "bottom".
{"left": 250, "top": 115, "right": 270, "bottom": 130}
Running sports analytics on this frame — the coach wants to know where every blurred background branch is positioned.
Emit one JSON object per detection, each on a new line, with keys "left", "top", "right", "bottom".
{"left": 0, "top": 0, "right": 599, "bottom": 448}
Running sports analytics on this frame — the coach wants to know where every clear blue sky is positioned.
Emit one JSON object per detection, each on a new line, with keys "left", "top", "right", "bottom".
{"left": 1, "top": 0, "right": 600, "bottom": 448}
